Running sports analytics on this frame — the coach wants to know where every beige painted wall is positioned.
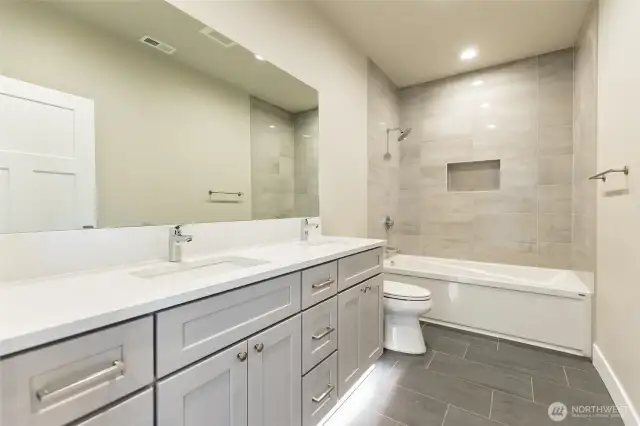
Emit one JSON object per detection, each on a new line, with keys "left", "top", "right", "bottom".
{"left": 573, "top": 4, "right": 598, "bottom": 291}
{"left": 0, "top": 2, "right": 253, "bottom": 228}
{"left": 168, "top": 0, "right": 369, "bottom": 237}
{"left": 596, "top": 0, "right": 640, "bottom": 414}
{"left": 367, "top": 60, "right": 400, "bottom": 241}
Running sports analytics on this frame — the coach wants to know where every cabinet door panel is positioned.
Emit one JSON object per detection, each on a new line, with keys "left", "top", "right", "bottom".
{"left": 337, "top": 282, "right": 365, "bottom": 397}
{"left": 157, "top": 341, "right": 248, "bottom": 426}
{"left": 248, "top": 315, "right": 302, "bottom": 426}
{"left": 359, "top": 275, "right": 384, "bottom": 370}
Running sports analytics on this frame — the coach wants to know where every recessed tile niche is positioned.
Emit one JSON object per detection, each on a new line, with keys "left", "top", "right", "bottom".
{"left": 447, "top": 160, "right": 501, "bottom": 192}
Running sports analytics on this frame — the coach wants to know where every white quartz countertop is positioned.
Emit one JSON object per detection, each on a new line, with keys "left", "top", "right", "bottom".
{"left": 0, "top": 237, "right": 384, "bottom": 357}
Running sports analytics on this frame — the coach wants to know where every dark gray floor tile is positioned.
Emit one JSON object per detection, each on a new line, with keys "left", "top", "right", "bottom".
{"left": 326, "top": 408, "right": 400, "bottom": 426}
{"left": 367, "top": 355, "right": 400, "bottom": 385}
{"left": 500, "top": 340, "right": 596, "bottom": 372}
{"left": 466, "top": 343, "right": 567, "bottom": 385}
{"left": 532, "top": 377, "right": 624, "bottom": 425}
{"left": 383, "top": 349, "right": 435, "bottom": 369}
{"left": 422, "top": 327, "right": 470, "bottom": 357}
{"left": 444, "top": 405, "right": 503, "bottom": 426}
{"left": 566, "top": 366, "right": 610, "bottom": 395}
{"left": 491, "top": 391, "right": 586, "bottom": 426}
{"left": 428, "top": 352, "right": 533, "bottom": 400}
{"left": 373, "top": 385, "right": 448, "bottom": 426}
{"left": 388, "top": 364, "right": 492, "bottom": 417}
{"left": 424, "top": 323, "right": 499, "bottom": 349}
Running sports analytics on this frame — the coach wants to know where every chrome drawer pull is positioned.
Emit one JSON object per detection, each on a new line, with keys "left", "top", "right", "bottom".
{"left": 36, "top": 360, "right": 125, "bottom": 403}
{"left": 312, "top": 326, "right": 335, "bottom": 340}
{"left": 312, "top": 279, "right": 334, "bottom": 289}
{"left": 312, "top": 384, "right": 335, "bottom": 403}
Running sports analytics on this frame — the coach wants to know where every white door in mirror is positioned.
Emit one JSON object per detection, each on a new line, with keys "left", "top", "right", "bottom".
{"left": 0, "top": 75, "right": 96, "bottom": 233}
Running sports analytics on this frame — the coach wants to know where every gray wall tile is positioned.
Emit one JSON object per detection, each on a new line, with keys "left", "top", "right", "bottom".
{"left": 369, "top": 50, "right": 577, "bottom": 267}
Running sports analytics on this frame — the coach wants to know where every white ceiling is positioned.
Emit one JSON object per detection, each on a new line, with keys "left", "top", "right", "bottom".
{"left": 51, "top": 1, "right": 318, "bottom": 113}
{"left": 313, "top": 0, "right": 592, "bottom": 87}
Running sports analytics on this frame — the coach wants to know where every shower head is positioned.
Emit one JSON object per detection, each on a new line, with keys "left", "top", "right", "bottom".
{"left": 387, "top": 127, "right": 412, "bottom": 142}
{"left": 398, "top": 128, "right": 412, "bottom": 141}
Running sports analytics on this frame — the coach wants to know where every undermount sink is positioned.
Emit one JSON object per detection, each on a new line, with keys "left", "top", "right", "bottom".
{"left": 132, "top": 256, "right": 269, "bottom": 279}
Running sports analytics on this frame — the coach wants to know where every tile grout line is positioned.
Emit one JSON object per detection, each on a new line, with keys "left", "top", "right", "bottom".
{"left": 563, "top": 365, "right": 571, "bottom": 387}
{"left": 425, "top": 350, "right": 436, "bottom": 369}
{"left": 489, "top": 390, "right": 494, "bottom": 420}
{"left": 531, "top": 377, "right": 535, "bottom": 402}
{"left": 449, "top": 403, "right": 512, "bottom": 426}
{"left": 440, "top": 404, "right": 450, "bottom": 426}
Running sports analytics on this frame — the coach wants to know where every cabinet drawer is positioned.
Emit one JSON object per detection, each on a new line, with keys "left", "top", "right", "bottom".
{"left": 302, "top": 297, "right": 337, "bottom": 374}
{"left": 337, "top": 248, "right": 383, "bottom": 291}
{"left": 301, "top": 261, "right": 337, "bottom": 309}
{"left": 302, "top": 352, "right": 338, "bottom": 426}
{"left": 0, "top": 317, "right": 153, "bottom": 426}
{"left": 77, "top": 389, "right": 153, "bottom": 426}
{"left": 156, "top": 272, "right": 301, "bottom": 377}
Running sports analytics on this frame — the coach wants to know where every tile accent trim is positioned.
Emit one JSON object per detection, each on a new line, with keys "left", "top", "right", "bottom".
{"left": 592, "top": 343, "right": 640, "bottom": 426}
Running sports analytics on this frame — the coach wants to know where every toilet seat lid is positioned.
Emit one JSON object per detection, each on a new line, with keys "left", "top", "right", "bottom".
{"left": 384, "top": 281, "right": 431, "bottom": 301}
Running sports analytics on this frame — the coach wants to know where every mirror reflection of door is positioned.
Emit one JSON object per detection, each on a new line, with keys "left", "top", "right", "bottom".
{"left": 0, "top": 76, "right": 96, "bottom": 233}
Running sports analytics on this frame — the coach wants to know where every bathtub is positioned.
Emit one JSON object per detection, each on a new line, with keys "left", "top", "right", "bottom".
{"left": 384, "top": 255, "right": 592, "bottom": 356}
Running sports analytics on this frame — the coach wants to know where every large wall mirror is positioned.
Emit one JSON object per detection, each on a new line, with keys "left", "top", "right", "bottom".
{"left": 0, "top": 1, "right": 319, "bottom": 233}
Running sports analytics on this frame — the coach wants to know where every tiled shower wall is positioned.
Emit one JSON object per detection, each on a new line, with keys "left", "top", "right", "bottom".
{"left": 372, "top": 49, "right": 576, "bottom": 268}
{"left": 573, "top": 3, "right": 598, "bottom": 287}
{"left": 250, "top": 97, "right": 319, "bottom": 219}
{"left": 294, "top": 109, "right": 320, "bottom": 217}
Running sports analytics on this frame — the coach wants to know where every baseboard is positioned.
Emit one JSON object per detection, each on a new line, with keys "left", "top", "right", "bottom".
{"left": 593, "top": 343, "right": 639, "bottom": 426}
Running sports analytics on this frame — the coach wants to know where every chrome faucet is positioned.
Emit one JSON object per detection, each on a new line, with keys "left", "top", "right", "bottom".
{"left": 169, "top": 225, "right": 193, "bottom": 262}
{"left": 300, "top": 218, "right": 319, "bottom": 241}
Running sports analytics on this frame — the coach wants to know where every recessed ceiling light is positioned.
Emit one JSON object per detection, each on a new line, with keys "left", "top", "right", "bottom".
{"left": 460, "top": 47, "right": 478, "bottom": 61}
{"left": 487, "top": 124, "right": 497, "bottom": 130}
{"left": 254, "top": 54, "right": 266, "bottom": 61}
{"left": 481, "top": 103, "right": 491, "bottom": 109}
{"left": 269, "top": 125, "right": 276, "bottom": 129}
{"left": 472, "top": 79, "right": 485, "bottom": 86}
{"left": 303, "top": 134, "right": 312, "bottom": 138}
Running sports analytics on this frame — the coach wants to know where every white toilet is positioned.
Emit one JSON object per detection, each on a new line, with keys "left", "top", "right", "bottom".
{"left": 383, "top": 281, "right": 432, "bottom": 354}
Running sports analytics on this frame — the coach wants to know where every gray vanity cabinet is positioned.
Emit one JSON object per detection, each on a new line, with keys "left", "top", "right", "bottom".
{"left": 359, "top": 274, "right": 384, "bottom": 369}
{"left": 248, "top": 315, "right": 302, "bottom": 426}
{"left": 156, "top": 341, "right": 249, "bottom": 426}
{"left": 76, "top": 390, "right": 154, "bottom": 426}
{"left": 337, "top": 274, "right": 384, "bottom": 397}
{"left": 337, "top": 281, "right": 365, "bottom": 397}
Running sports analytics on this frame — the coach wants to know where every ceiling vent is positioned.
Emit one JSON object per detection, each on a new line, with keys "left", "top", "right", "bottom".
{"left": 139, "top": 36, "right": 176, "bottom": 55}
{"left": 199, "top": 26, "right": 237, "bottom": 48}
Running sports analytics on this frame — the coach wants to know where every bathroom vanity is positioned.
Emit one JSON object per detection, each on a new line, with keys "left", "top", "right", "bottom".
{"left": 0, "top": 238, "right": 384, "bottom": 426}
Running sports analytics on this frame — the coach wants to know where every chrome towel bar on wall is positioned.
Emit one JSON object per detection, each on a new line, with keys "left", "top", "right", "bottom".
{"left": 589, "top": 166, "right": 629, "bottom": 182}
{"left": 208, "top": 190, "right": 244, "bottom": 197}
